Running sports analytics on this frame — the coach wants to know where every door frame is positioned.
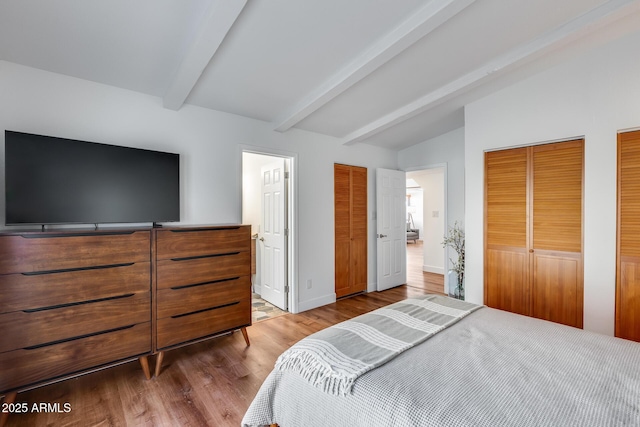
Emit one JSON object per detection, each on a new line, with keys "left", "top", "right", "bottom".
{"left": 403, "top": 163, "right": 448, "bottom": 291}
{"left": 240, "top": 145, "right": 298, "bottom": 314}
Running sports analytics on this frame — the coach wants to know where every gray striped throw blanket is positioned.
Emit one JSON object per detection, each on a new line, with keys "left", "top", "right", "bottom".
{"left": 275, "top": 294, "right": 482, "bottom": 396}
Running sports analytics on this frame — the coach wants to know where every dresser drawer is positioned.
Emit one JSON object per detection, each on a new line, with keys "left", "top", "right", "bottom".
{"left": 0, "top": 292, "right": 150, "bottom": 353}
{"left": 156, "top": 299, "right": 250, "bottom": 349}
{"left": 0, "top": 262, "right": 150, "bottom": 314}
{"left": 0, "top": 231, "right": 150, "bottom": 274}
{"left": 157, "top": 276, "right": 250, "bottom": 319}
{"left": 156, "top": 251, "right": 250, "bottom": 289}
{"left": 156, "top": 226, "right": 249, "bottom": 260}
{"left": 0, "top": 322, "right": 150, "bottom": 393}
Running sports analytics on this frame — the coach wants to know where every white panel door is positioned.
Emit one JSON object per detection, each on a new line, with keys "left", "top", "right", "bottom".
{"left": 259, "top": 158, "right": 287, "bottom": 310}
{"left": 376, "top": 168, "right": 407, "bottom": 291}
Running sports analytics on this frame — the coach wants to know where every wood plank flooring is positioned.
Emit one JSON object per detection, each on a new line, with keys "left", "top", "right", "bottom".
{"left": 3, "top": 285, "right": 430, "bottom": 427}
{"left": 406, "top": 240, "right": 445, "bottom": 294}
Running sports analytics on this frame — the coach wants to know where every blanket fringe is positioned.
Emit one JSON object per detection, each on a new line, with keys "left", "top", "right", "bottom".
{"left": 275, "top": 350, "right": 357, "bottom": 396}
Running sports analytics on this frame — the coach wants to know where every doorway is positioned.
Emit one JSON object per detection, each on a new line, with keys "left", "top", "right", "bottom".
{"left": 405, "top": 167, "right": 446, "bottom": 294}
{"left": 242, "top": 150, "right": 295, "bottom": 317}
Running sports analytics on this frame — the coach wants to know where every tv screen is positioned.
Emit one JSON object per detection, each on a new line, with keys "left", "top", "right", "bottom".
{"left": 5, "top": 131, "right": 180, "bottom": 225}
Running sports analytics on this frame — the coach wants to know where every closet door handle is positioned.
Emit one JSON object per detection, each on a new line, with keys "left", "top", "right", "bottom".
{"left": 529, "top": 249, "right": 534, "bottom": 253}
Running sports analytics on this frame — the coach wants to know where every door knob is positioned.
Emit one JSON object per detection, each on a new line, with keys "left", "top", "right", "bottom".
{"left": 378, "top": 234, "right": 387, "bottom": 238}
{"left": 260, "top": 237, "right": 265, "bottom": 242}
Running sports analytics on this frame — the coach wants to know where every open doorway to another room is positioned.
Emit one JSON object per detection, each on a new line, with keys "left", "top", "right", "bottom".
{"left": 406, "top": 168, "right": 446, "bottom": 294}
{"left": 242, "top": 151, "right": 293, "bottom": 323}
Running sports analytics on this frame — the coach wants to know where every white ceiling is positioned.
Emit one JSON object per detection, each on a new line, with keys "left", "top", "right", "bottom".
{"left": 1, "top": 0, "right": 639, "bottom": 151}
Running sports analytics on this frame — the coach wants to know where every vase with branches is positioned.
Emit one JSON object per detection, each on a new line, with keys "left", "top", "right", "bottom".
{"left": 442, "top": 221, "right": 465, "bottom": 299}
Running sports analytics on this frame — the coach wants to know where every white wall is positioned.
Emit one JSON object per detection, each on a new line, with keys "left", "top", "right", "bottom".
{"left": 398, "top": 127, "right": 465, "bottom": 289}
{"left": 398, "top": 127, "right": 465, "bottom": 233}
{"left": 411, "top": 171, "right": 445, "bottom": 274}
{"left": 465, "top": 29, "right": 640, "bottom": 335}
{"left": 0, "top": 60, "right": 398, "bottom": 313}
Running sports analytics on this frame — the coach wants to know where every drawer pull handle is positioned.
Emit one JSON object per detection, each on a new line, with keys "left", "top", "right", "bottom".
{"left": 22, "top": 262, "right": 135, "bottom": 276}
{"left": 171, "top": 277, "right": 240, "bottom": 290}
{"left": 171, "top": 301, "right": 239, "bottom": 319}
{"left": 22, "top": 293, "right": 136, "bottom": 313}
{"left": 23, "top": 324, "right": 137, "bottom": 350}
{"left": 169, "top": 227, "right": 241, "bottom": 233}
{"left": 170, "top": 252, "right": 240, "bottom": 262}
{"left": 20, "top": 231, "right": 137, "bottom": 238}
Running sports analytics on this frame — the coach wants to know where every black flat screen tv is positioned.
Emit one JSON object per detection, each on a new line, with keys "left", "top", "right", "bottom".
{"left": 5, "top": 130, "right": 180, "bottom": 225}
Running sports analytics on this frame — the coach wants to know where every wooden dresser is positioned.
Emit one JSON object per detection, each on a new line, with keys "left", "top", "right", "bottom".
{"left": 0, "top": 224, "right": 252, "bottom": 424}
{"left": 0, "top": 229, "right": 153, "bottom": 398}
{"left": 153, "top": 225, "right": 252, "bottom": 375}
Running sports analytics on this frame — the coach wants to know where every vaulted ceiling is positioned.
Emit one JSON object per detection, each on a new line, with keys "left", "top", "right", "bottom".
{"left": 1, "top": 0, "right": 639, "bottom": 150}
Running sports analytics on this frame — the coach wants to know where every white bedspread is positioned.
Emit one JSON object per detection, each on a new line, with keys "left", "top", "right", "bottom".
{"left": 242, "top": 306, "right": 640, "bottom": 427}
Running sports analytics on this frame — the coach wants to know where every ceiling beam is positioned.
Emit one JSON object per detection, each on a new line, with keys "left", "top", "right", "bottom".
{"left": 341, "top": 0, "right": 639, "bottom": 145}
{"left": 163, "top": 0, "right": 247, "bottom": 111}
{"left": 272, "top": 0, "right": 476, "bottom": 133}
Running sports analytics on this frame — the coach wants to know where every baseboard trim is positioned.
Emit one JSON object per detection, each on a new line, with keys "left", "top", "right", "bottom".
{"left": 422, "top": 265, "right": 445, "bottom": 275}
{"left": 252, "top": 281, "right": 261, "bottom": 295}
{"left": 297, "top": 293, "right": 336, "bottom": 313}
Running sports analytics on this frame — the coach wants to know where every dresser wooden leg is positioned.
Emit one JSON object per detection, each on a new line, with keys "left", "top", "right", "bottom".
{"left": 154, "top": 351, "right": 165, "bottom": 377}
{"left": 138, "top": 356, "right": 151, "bottom": 380}
{"left": 0, "top": 392, "right": 17, "bottom": 427}
{"left": 241, "top": 327, "right": 250, "bottom": 346}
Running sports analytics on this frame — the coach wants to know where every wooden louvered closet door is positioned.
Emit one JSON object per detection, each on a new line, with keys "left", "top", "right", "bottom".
{"left": 335, "top": 164, "right": 367, "bottom": 298}
{"left": 530, "top": 141, "right": 583, "bottom": 327}
{"left": 617, "top": 130, "right": 640, "bottom": 342}
{"left": 485, "top": 148, "right": 529, "bottom": 315}
{"left": 485, "top": 140, "right": 584, "bottom": 328}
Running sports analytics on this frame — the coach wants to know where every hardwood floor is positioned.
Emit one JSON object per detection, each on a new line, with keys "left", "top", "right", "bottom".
{"left": 406, "top": 240, "right": 445, "bottom": 294}
{"left": 3, "top": 285, "right": 429, "bottom": 427}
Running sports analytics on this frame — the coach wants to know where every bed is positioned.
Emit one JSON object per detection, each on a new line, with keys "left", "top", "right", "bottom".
{"left": 242, "top": 295, "right": 640, "bottom": 427}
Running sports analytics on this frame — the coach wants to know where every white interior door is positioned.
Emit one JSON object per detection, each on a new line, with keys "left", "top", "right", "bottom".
{"left": 376, "top": 168, "right": 407, "bottom": 291}
{"left": 259, "top": 158, "right": 287, "bottom": 310}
